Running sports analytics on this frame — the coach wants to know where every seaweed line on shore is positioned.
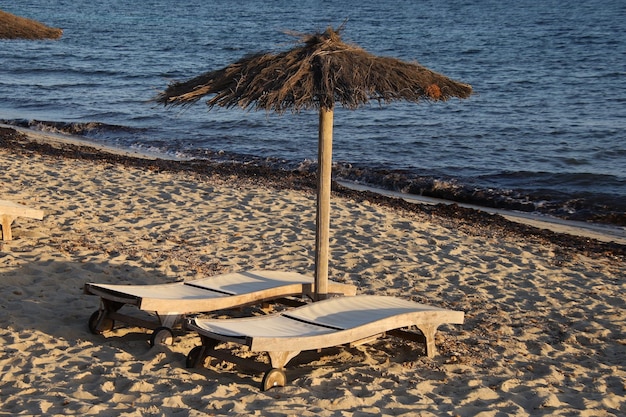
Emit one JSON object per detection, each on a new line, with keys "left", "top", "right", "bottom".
{"left": 2, "top": 126, "right": 624, "bottom": 262}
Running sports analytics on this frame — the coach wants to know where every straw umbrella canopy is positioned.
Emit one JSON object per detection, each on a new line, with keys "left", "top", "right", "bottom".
{"left": 157, "top": 27, "right": 472, "bottom": 300}
{"left": 0, "top": 10, "right": 62, "bottom": 40}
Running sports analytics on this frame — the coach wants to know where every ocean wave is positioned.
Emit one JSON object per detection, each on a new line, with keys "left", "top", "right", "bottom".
{"left": 1, "top": 118, "right": 144, "bottom": 137}
{"left": 331, "top": 163, "right": 626, "bottom": 225}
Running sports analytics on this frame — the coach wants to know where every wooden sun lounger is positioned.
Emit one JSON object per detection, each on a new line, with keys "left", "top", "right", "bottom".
{"left": 84, "top": 270, "right": 356, "bottom": 346}
{"left": 185, "top": 295, "right": 464, "bottom": 390}
{"left": 0, "top": 199, "right": 44, "bottom": 241}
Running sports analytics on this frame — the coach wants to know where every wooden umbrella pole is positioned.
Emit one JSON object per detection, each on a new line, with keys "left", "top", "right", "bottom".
{"left": 314, "top": 107, "right": 334, "bottom": 300}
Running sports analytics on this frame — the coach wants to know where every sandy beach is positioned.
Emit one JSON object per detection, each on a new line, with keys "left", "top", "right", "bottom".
{"left": 1, "top": 127, "right": 624, "bottom": 416}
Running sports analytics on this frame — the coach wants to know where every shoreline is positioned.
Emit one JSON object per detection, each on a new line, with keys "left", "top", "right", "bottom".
{"left": 338, "top": 181, "right": 626, "bottom": 246}
{"left": 4, "top": 119, "right": 626, "bottom": 228}
{"left": 2, "top": 124, "right": 624, "bottom": 260}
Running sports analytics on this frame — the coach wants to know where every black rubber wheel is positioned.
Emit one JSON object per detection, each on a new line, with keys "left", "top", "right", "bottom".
{"left": 88, "top": 310, "right": 114, "bottom": 335}
{"left": 261, "top": 368, "right": 287, "bottom": 391}
{"left": 149, "top": 326, "right": 174, "bottom": 347}
{"left": 186, "top": 345, "right": 212, "bottom": 368}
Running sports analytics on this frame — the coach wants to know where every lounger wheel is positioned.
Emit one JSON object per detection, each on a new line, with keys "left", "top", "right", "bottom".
{"left": 186, "top": 345, "right": 213, "bottom": 368}
{"left": 88, "top": 310, "right": 114, "bottom": 335}
{"left": 261, "top": 368, "right": 287, "bottom": 391}
{"left": 149, "top": 326, "right": 174, "bottom": 347}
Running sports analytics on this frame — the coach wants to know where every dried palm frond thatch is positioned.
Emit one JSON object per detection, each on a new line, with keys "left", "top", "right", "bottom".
{"left": 0, "top": 9, "right": 62, "bottom": 40}
{"left": 157, "top": 26, "right": 473, "bottom": 299}
{"left": 158, "top": 27, "right": 471, "bottom": 112}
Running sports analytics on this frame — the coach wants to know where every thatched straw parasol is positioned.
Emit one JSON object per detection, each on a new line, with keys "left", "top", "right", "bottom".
{"left": 0, "top": 9, "right": 62, "bottom": 40}
{"left": 157, "top": 26, "right": 473, "bottom": 299}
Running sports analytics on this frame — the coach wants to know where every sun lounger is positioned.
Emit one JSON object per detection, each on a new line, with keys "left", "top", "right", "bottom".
{"left": 184, "top": 295, "right": 464, "bottom": 390}
{"left": 0, "top": 199, "right": 44, "bottom": 241}
{"left": 84, "top": 270, "right": 356, "bottom": 346}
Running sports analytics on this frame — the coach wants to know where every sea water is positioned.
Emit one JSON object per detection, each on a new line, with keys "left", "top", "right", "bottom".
{"left": 1, "top": 0, "right": 625, "bottom": 224}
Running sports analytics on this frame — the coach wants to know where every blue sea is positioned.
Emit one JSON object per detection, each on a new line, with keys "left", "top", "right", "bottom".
{"left": 1, "top": 0, "right": 625, "bottom": 225}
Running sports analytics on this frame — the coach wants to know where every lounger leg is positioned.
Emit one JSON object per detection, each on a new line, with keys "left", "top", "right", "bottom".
{"left": 159, "top": 313, "right": 182, "bottom": 329}
{"left": 0, "top": 214, "right": 15, "bottom": 241}
{"left": 267, "top": 351, "right": 301, "bottom": 369}
{"left": 416, "top": 324, "right": 438, "bottom": 358}
{"left": 102, "top": 299, "right": 125, "bottom": 315}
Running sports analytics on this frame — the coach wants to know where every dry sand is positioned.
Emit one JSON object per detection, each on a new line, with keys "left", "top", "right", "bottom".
{"left": 0, "top": 128, "right": 624, "bottom": 416}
